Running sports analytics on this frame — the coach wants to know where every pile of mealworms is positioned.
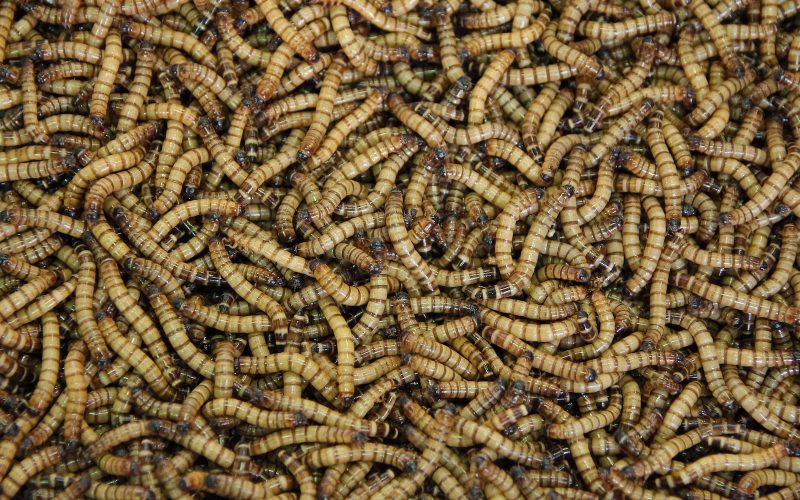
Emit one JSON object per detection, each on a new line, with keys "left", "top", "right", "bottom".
{"left": 4, "top": 0, "right": 800, "bottom": 498}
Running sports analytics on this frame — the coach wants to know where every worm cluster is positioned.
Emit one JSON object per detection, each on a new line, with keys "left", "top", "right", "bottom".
{"left": 0, "top": 0, "right": 800, "bottom": 498}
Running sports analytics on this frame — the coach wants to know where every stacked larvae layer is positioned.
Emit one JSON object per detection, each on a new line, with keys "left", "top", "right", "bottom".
{"left": 2, "top": 0, "right": 800, "bottom": 498}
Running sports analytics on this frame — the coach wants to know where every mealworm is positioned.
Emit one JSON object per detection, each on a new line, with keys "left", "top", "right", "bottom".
{"left": 0, "top": 0, "right": 795, "bottom": 496}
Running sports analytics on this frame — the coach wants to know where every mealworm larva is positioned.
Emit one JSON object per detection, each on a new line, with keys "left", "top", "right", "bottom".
{"left": 101, "top": 253, "right": 182, "bottom": 377}
{"left": 116, "top": 55, "right": 155, "bottom": 133}
{"left": 577, "top": 11, "right": 676, "bottom": 43}
{"left": 20, "top": 59, "right": 47, "bottom": 145}
{"left": 0, "top": 446, "right": 63, "bottom": 499}
{"left": 0, "top": 0, "right": 797, "bottom": 496}
{"left": 62, "top": 340, "right": 90, "bottom": 451}
{"left": 687, "top": 70, "right": 756, "bottom": 127}
{"left": 538, "top": 399, "right": 607, "bottom": 494}
{"left": 459, "top": 6, "right": 550, "bottom": 58}
{"left": 468, "top": 50, "right": 516, "bottom": 126}
{"left": 87, "top": 29, "right": 122, "bottom": 130}
{"left": 690, "top": 0, "right": 745, "bottom": 77}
